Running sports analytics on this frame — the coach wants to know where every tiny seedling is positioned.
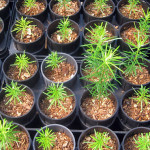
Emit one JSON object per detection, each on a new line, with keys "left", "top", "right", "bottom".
{"left": 3, "top": 81, "right": 26, "bottom": 105}
{"left": 24, "top": 0, "right": 36, "bottom": 10}
{"left": 0, "top": 119, "right": 19, "bottom": 150}
{"left": 134, "top": 132, "right": 150, "bottom": 150}
{"left": 36, "top": 127, "right": 56, "bottom": 150}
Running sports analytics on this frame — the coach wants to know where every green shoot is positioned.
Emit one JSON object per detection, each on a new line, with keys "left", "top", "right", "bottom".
{"left": 132, "top": 85, "right": 150, "bottom": 112}
{"left": 24, "top": 0, "right": 36, "bottom": 10}
{"left": 45, "top": 52, "right": 65, "bottom": 70}
{"left": 2, "top": 81, "right": 26, "bottom": 105}
{"left": 0, "top": 119, "right": 19, "bottom": 150}
{"left": 36, "top": 127, "right": 56, "bottom": 150}
{"left": 84, "top": 129, "right": 112, "bottom": 150}
{"left": 134, "top": 132, "right": 150, "bottom": 150}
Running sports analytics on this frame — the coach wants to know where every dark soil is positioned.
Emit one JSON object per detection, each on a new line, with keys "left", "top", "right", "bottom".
{"left": 19, "top": 0, "right": 45, "bottom": 16}
{"left": 123, "top": 95, "right": 150, "bottom": 121}
{"left": 81, "top": 96, "right": 116, "bottom": 120}
{"left": 44, "top": 62, "right": 75, "bottom": 82}
{"left": 52, "top": 1, "right": 79, "bottom": 16}
{"left": 14, "top": 26, "right": 42, "bottom": 43}
{"left": 0, "top": 0, "right": 6, "bottom": 10}
{"left": 6, "top": 62, "right": 37, "bottom": 81}
{"left": 0, "top": 91, "right": 34, "bottom": 117}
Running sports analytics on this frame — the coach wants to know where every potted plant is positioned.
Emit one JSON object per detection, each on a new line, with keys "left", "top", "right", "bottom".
{"left": 0, "top": 81, "right": 36, "bottom": 125}
{"left": 16, "top": 0, "right": 48, "bottom": 22}
{"left": 41, "top": 51, "right": 78, "bottom": 88}
{"left": 0, "top": 118, "right": 32, "bottom": 150}
{"left": 33, "top": 124, "right": 76, "bottom": 150}
{"left": 10, "top": 17, "right": 45, "bottom": 54}
{"left": 47, "top": 18, "right": 80, "bottom": 55}
{"left": 83, "top": 0, "right": 115, "bottom": 23}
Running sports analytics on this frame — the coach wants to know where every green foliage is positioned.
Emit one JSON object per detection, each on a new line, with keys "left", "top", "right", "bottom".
{"left": 3, "top": 81, "right": 26, "bottom": 105}
{"left": 57, "top": 0, "right": 71, "bottom": 14}
{"left": 45, "top": 52, "right": 65, "bottom": 70}
{"left": 24, "top": 0, "right": 36, "bottom": 10}
{"left": 36, "top": 127, "right": 56, "bottom": 150}
{"left": 0, "top": 119, "right": 19, "bottom": 150}
{"left": 134, "top": 132, "right": 150, "bottom": 150}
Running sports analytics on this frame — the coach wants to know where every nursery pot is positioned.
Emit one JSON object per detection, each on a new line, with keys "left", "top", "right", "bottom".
{"left": 77, "top": 126, "right": 120, "bottom": 150}
{"left": 79, "top": 90, "right": 119, "bottom": 128}
{"left": 11, "top": 18, "right": 45, "bottom": 53}
{"left": 41, "top": 52, "right": 78, "bottom": 89}
{"left": 16, "top": 0, "right": 48, "bottom": 22}
{"left": 33, "top": 124, "right": 76, "bottom": 150}
{"left": 0, "top": 84, "right": 36, "bottom": 126}
{"left": 37, "top": 86, "right": 76, "bottom": 126}
{"left": 0, "top": 18, "right": 5, "bottom": 46}
{"left": 116, "top": 0, "right": 149, "bottom": 25}
{"left": 47, "top": 19, "right": 80, "bottom": 54}
{"left": 2, "top": 52, "right": 39, "bottom": 87}
{"left": 0, "top": 0, "right": 9, "bottom": 21}
{"left": 49, "top": 0, "right": 81, "bottom": 23}
{"left": 83, "top": 0, "right": 115, "bottom": 23}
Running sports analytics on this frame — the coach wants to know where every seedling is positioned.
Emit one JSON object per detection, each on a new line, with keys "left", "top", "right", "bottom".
{"left": 24, "top": 0, "right": 36, "bottom": 10}
{"left": 36, "top": 127, "right": 56, "bottom": 150}
{"left": 0, "top": 119, "right": 19, "bottom": 150}
{"left": 3, "top": 81, "right": 26, "bottom": 105}
{"left": 134, "top": 132, "right": 150, "bottom": 150}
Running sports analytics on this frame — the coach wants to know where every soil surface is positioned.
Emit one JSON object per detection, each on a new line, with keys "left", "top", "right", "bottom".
{"left": 6, "top": 62, "right": 37, "bottom": 81}
{"left": 52, "top": 1, "right": 79, "bottom": 16}
{"left": 85, "top": 3, "right": 113, "bottom": 18}
{"left": 80, "top": 132, "right": 117, "bottom": 150}
{"left": 37, "top": 132, "right": 74, "bottom": 150}
{"left": 14, "top": 26, "right": 42, "bottom": 43}
{"left": 51, "top": 29, "right": 78, "bottom": 44}
{"left": 44, "top": 62, "right": 75, "bottom": 82}
{"left": 123, "top": 95, "right": 150, "bottom": 121}
{"left": 119, "top": 3, "right": 144, "bottom": 19}
{"left": 81, "top": 96, "right": 116, "bottom": 120}
{"left": 0, "top": 91, "right": 34, "bottom": 117}
{"left": 123, "top": 66, "right": 150, "bottom": 85}
{"left": 40, "top": 93, "right": 75, "bottom": 119}
{"left": 19, "top": 0, "right": 45, "bottom": 16}
{"left": 0, "top": 0, "right": 6, "bottom": 10}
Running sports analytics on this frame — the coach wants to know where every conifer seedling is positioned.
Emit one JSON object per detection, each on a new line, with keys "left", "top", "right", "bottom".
{"left": 24, "top": 0, "right": 36, "bottom": 10}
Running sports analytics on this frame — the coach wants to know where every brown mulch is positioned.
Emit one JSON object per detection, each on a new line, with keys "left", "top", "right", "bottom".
{"left": 85, "top": 3, "right": 113, "bottom": 18}
{"left": 40, "top": 94, "right": 75, "bottom": 119}
{"left": 123, "top": 96, "right": 150, "bottom": 121}
{"left": 52, "top": 1, "right": 79, "bottom": 16}
{"left": 44, "top": 62, "right": 75, "bottom": 82}
{"left": 0, "top": 0, "right": 7, "bottom": 10}
{"left": 19, "top": 1, "right": 45, "bottom": 16}
{"left": 81, "top": 96, "right": 116, "bottom": 120}
{"left": 14, "top": 26, "right": 42, "bottom": 43}
{"left": 6, "top": 63, "right": 37, "bottom": 81}
{"left": 0, "top": 91, "right": 34, "bottom": 117}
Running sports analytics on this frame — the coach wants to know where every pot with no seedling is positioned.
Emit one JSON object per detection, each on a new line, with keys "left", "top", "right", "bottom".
{"left": 83, "top": 0, "right": 115, "bottom": 23}
{"left": 0, "top": 81, "right": 36, "bottom": 126}
{"left": 37, "top": 83, "right": 76, "bottom": 126}
{"left": 78, "top": 126, "right": 120, "bottom": 150}
{"left": 0, "top": 119, "right": 32, "bottom": 150}
{"left": 2, "top": 52, "right": 39, "bottom": 87}
{"left": 16, "top": 0, "right": 48, "bottom": 22}
{"left": 41, "top": 52, "right": 78, "bottom": 88}
{"left": 11, "top": 17, "right": 45, "bottom": 54}
{"left": 47, "top": 18, "right": 80, "bottom": 55}
{"left": 49, "top": 0, "right": 81, "bottom": 22}
{"left": 33, "top": 124, "right": 75, "bottom": 150}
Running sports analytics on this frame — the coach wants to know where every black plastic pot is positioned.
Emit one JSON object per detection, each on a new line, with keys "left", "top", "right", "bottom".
{"left": 77, "top": 126, "right": 120, "bottom": 150}
{"left": 83, "top": 0, "right": 115, "bottom": 23}
{"left": 79, "top": 90, "right": 119, "bottom": 128}
{"left": 49, "top": 0, "right": 81, "bottom": 23}
{"left": 47, "top": 19, "right": 80, "bottom": 54}
{"left": 2, "top": 52, "right": 39, "bottom": 87}
{"left": 0, "top": 18, "right": 4, "bottom": 45}
{"left": 33, "top": 124, "right": 76, "bottom": 150}
{"left": 37, "top": 86, "right": 76, "bottom": 126}
{"left": 41, "top": 52, "right": 78, "bottom": 89}
{"left": 0, "top": 84, "right": 36, "bottom": 126}
{"left": 121, "top": 127, "right": 150, "bottom": 150}
{"left": 0, "top": 0, "right": 9, "bottom": 22}
{"left": 11, "top": 18, "right": 45, "bottom": 53}
{"left": 116, "top": 0, "right": 149, "bottom": 25}
{"left": 16, "top": 0, "right": 47, "bottom": 22}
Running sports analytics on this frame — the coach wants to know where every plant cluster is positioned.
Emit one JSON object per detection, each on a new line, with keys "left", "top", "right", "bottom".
{"left": 23, "top": 0, "right": 36, "bottom": 10}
